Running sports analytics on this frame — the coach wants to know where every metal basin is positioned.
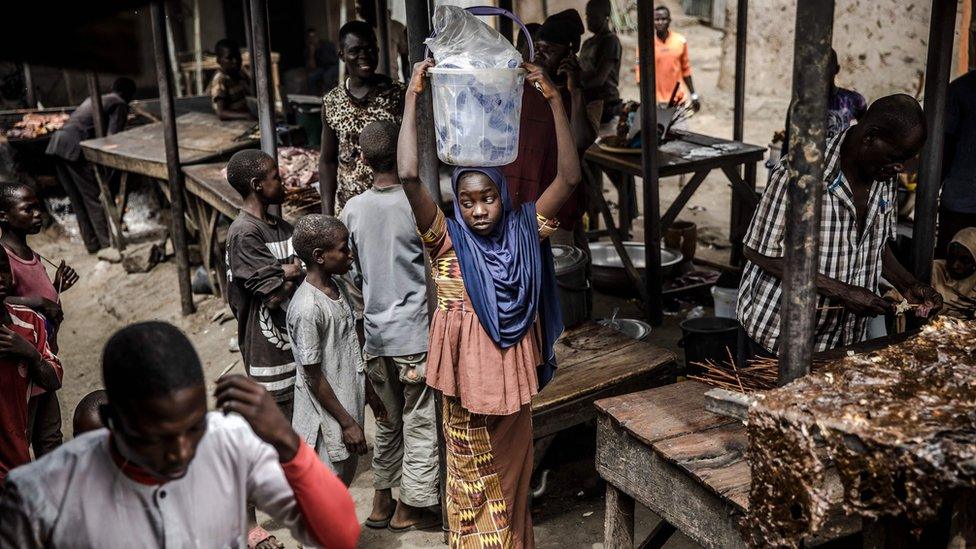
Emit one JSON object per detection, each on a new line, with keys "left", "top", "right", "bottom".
{"left": 590, "top": 241, "right": 683, "bottom": 297}
{"left": 598, "top": 317, "right": 652, "bottom": 341}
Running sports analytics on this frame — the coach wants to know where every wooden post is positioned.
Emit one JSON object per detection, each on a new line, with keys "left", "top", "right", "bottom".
{"left": 604, "top": 484, "right": 635, "bottom": 548}
{"left": 242, "top": 0, "right": 257, "bottom": 96}
{"left": 375, "top": 0, "right": 391, "bottom": 77}
{"left": 778, "top": 0, "right": 835, "bottom": 385}
{"left": 86, "top": 73, "right": 126, "bottom": 253}
{"left": 151, "top": 0, "right": 196, "bottom": 316}
{"left": 732, "top": 0, "right": 747, "bottom": 142}
{"left": 249, "top": 0, "right": 276, "bottom": 159}
{"left": 405, "top": 0, "right": 443, "bottom": 203}
{"left": 86, "top": 74, "right": 105, "bottom": 139}
{"left": 912, "top": 0, "right": 958, "bottom": 282}
{"left": 636, "top": 0, "right": 663, "bottom": 325}
{"left": 23, "top": 64, "right": 36, "bottom": 108}
{"left": 193, "top": 0, "right": 203, "bottom": 95}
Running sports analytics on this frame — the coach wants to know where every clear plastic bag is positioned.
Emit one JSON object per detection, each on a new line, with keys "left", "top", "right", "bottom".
{"left": 424, "top": 5, "right": 522, "bottom": 69}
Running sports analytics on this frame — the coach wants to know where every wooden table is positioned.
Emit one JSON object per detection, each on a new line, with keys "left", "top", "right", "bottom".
{"left": 76, "top": 111, "right": 256, "bottom": 255}
{"left": 531, "top": 323, "right": 676, "bottom": 464}
{"left": 583, "top": 132, "right": 765, "bottom": 310}
{"left": 595, "top": 381, "right": 859, "bottom": 548}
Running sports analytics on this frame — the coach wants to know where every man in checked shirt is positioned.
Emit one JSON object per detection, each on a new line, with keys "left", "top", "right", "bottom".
{"left": 736, "top": 94, "right": 942, "bottom": 361}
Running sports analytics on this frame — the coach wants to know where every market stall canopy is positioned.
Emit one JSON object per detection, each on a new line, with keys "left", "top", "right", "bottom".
{"left": 0, "top": 1, "right": 145, "bottom": 72}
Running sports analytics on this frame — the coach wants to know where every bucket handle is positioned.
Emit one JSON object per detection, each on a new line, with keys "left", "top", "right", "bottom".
{"left": 424, "top": 6, "right": 534, "bottom": 63}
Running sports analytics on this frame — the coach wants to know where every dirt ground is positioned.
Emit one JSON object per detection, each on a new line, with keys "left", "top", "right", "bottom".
{"left": 35, "top": 8, "right": 789, "bottom": 549}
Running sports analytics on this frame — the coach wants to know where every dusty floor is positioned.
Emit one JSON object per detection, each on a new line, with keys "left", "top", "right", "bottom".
{"left": 35, "top": 7, "right": 790, "bottom": 548}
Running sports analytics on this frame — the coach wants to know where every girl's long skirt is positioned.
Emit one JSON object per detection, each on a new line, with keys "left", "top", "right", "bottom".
{"left": 443, "top": 397, "right": 534, "bottom": 549}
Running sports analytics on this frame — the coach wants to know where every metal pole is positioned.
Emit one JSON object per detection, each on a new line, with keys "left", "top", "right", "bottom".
{"left": 243, "top": 0, "right": 257, "bottom": 96}
{"left": 23, "top": 64, "right": 36, "bottom": 108}
{"left": 498, "top": 0, "right": 514, "bottom": 42}
{"left": 249, "top": 0, "right": 276, "bottom": 159}
{"left": 637, "top": 0, "right": 662, "bottom": 325}
{"left": 86, "top": 73, "right": 105, "bottom": 138}
{"left": 405, "top": 0, "right": 443, "bottom": 203}
{"left": 913, "top": 0, "right": 958, "bottom": 283}
{"left": 732, "top": 0, "right": 748, "bottom": 142}
{"left": 778, "top": 0, "right": 835, "bottom": 385}
{"left": 194, "top": 0, "right": 203, "bottom": 95}
{"left": 151, "top": 0, "right": 196, "bottom": 316}
{"left": 376, "top": 0, "right": 391, "bottom": 77}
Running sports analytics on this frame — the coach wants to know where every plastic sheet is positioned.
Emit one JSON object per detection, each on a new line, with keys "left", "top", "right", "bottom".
{"left": 425, "top": 5, "right": 521, "bottom": 69}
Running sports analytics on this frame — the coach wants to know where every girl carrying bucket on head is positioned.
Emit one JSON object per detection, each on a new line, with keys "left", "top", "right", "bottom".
{"left": 398, "top": 57, "right": 580, "bottom": 548}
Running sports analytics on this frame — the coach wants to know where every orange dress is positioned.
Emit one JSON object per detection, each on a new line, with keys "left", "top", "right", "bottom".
{"left": 420, "top": 209, "right": 558, "bottom": 416}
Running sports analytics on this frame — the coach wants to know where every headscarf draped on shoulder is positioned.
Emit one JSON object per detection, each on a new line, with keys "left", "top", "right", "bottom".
{"left": 446, "top": 167, "right": 563, "bottom": 388}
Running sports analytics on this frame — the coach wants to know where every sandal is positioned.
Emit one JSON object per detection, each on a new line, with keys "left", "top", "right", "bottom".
{"left": 364, "top": 507, "right": 397, "bottom": 529}
{"left": 387, "top": 512, "right": 442, "bottom": 533}
{"left": 247, "top": 527, "right": 284, "bottom": 549}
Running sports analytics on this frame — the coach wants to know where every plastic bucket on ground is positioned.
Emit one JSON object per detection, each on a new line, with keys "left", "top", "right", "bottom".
{"left": 429, "top": 67, "right": 525, "bottom": 166}
{"left": 679, "top": 316, "right": 739, "bottom": 373}
{"left": 711, "top": 286, "right": 738, "bottom": 319}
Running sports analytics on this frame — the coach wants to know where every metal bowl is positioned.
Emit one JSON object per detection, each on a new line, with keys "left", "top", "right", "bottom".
{"left": 590, "top": 241, "right": 683, "bottom": 297}
{"left": 598, "top": 317, "right": 652, "bottom": 341}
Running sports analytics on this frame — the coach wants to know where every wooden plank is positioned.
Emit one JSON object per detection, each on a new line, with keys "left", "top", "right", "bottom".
{"left": 597, "top": 415, "right": 748, "bottom": 549}
{"left": 552, "top": 323, "right": 640, "bottom": 369}
{"left": 704, "top": 388, "right": 755, "bottom": 421}
{"left": 653, "top": 422, "right": 751, "bottom": 510}
{"left": 595, "top": 381, "right": 736, "bottom": 446}
{"left": 660, "top": 170, "right": 709, "bottom": 232}
{"left": 534, "top": 337, "right": 675, "bottom": 411}
{"left": 182, "top": 163, "right": 243, "bottom": 218}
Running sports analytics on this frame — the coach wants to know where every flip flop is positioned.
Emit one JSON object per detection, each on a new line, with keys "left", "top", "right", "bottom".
{"left": 364, "top": 508, "right": 396, "bottom": 529}
{"left": 247, "top": 527, "right": 284, "bottom": 549}
{"left": 387, "top": 514, "right": 442, "bottom": 533}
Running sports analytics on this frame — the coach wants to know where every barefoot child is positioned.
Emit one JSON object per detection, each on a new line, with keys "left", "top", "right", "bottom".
{"left": 287, "top": 214, "right": 368, "bottom": 486}
{"left": 0, "top": 181, "right": 78, "bottom": 458}
{"left": 398, "top": 59, "right": 580, "bottom": 548}
{"left": 341, "top": 120, "right": 440, "bottom": 531}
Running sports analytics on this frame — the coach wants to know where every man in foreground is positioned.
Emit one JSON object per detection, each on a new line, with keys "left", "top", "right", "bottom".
{"left": 737, "top": 95, "right": 942, "bottom": 360}
{"left": 0, "top": 322, "right": 360, "bottom": 548}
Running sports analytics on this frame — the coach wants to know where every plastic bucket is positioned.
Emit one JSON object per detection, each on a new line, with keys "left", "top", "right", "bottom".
{"left": 425, "top": 6, "right": 533, "bottom": 167}
{"left": 429, "top": 67, "right": 524, "bottom": 166}
{"left": 678, "top": 316, "right": 739, "bottom": 373}
{"left": 710, "top": 286, "right": 738, "bottom": 319}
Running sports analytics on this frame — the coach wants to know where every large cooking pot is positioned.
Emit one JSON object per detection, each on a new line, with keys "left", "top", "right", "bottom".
{"left": 590, "top": 241, "right": 683, "bottom": 297}
{"left": 552, "top": 245, "right": 590, "bottom": 328}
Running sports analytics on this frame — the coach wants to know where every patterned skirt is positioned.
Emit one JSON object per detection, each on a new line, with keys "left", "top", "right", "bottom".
{"left": 443, "top": 397, "right": 534, "bottom": 549}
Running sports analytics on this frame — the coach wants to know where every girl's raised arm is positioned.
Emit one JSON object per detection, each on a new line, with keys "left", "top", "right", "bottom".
{"left": 531, "top": 62, "right": 582, "bottom": 221}
{"left": 397, "top": 59, "right": 440, "bottom": 233}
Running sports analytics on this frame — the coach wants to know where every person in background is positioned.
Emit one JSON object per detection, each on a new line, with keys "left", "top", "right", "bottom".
{"left": 320, "top": 21, "right": 406, "bottom": 216}
{"left": 287, "top": 215, "right": 371, "bottom": 487}
{"left": 0, "top": 248, "right": 61, "bottom": 483}
{"left": 46, "top": 77, "right": 135, "bottom": 255}
{"left": 782, "top": 49, "right": 868, "bottom": 152}
{"left": 931, "top": 227, "right": 976, "bottom": 318}
{"left": 580, "top": 0, "right": 623, "bottom": 136}
{"left": 210, "top": 38, "right": 254, "bottom": 121}
{"left": 737, "top": 95, "right": 942, "bottom": 363}
{"left": 71, "top": 389, "right": 107, "bottom": 436}
{"left": 516, "top": 22, "right": 542, "bottom": 62}
{"left": 306, "top": 28, "right": 340, "bottom": 95}
{"left": 0, "top": 182, "right": 79, "bottom": 459}
{"left": 341, "top": 121, "right": 440, "bottom": 531}
{"left": 938, "top": 69, "right": 976, "bottom": 258}
{"left": 637, "top": 5, "right": 700, "bottom": 112}
{"left": 399, "top": 58, "right": 579, "bottom": 549}
{"left": 387, "top": 10, "right": 411, "bottom": 82}
{"left": 507, "top": 9, "right": 595, "bottom": 250}
{"left": 0, "top": 322, "right": 360, "bottom": 548}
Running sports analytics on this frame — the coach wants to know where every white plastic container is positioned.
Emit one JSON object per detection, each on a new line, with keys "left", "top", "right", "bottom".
{"left": 428, "top": 67, "right": 525, "bottom": 166}
{"left": 711, "top": 286, "right": 739, "bottom": 319}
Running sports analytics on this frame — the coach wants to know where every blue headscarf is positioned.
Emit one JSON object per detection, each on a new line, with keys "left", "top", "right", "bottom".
{"left": 446, "top": 166, "right": 563, "bottom": 389}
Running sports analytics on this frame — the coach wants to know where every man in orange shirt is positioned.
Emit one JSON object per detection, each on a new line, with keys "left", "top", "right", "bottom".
{"left": 636, "top": 5, "right": 700, "bottom": 111}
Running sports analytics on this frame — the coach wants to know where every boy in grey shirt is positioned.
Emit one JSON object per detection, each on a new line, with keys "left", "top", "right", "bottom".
{"left": 341, "top": 120, "right": 440, "bottom": 531}
{"left": 287, "top": 214, "right": 367, "bottom": 486}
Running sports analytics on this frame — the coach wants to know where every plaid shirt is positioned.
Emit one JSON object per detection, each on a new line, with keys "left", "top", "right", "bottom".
{"left": 737, "top": 131, "right": 897, "bottom": 353}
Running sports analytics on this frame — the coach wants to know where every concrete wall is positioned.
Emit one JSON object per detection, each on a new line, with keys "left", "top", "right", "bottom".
{"left": 717, "top": 0, "right": 966, "bottom": 103}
